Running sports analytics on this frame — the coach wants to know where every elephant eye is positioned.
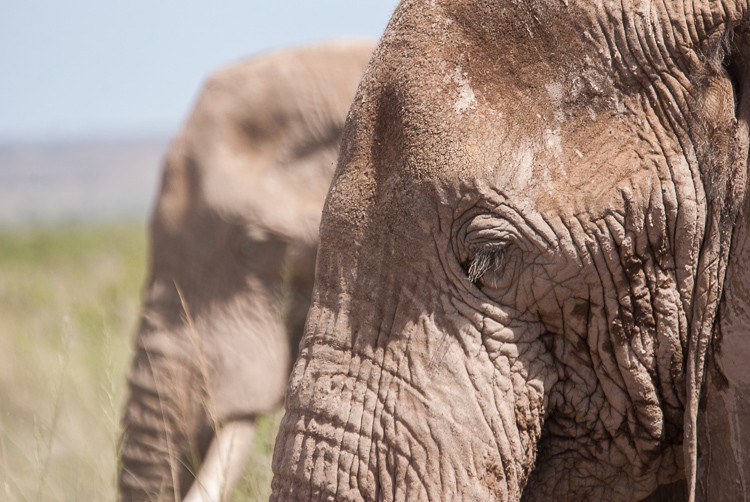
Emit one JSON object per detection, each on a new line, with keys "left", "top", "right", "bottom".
{"left": 467, "top": 246, "right": 506, "bottom": 284}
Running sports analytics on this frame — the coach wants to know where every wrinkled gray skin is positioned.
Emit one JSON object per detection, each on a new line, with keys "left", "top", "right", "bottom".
{"left": 271, "top": 2, "right": 750, "bottom": 501}
{"left": 118, "top": 40, "right": 373, "bottom": 501}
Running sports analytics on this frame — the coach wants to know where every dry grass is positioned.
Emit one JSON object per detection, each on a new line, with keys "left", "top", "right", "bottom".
{"left": 0, "top": 222, "right": 279, "bottom": 501}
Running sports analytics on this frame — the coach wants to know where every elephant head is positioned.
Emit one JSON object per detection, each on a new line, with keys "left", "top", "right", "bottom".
{"left": 271, "top": 2, "right": 750, "bottom": 501}
{"left": 117, "top": 40, "right": 373, "bottom": 501}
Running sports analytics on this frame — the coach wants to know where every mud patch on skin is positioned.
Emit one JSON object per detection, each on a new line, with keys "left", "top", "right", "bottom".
{"left": 481, "top": 457, "right": 509, "bottom": 500}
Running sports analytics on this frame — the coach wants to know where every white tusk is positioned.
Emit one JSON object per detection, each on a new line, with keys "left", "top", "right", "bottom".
{"left": 183, "top": 419, "right": 256, "bottom": 502}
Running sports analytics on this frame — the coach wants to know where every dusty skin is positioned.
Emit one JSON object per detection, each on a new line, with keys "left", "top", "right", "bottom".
{"left": 271, "top": 1, "right": 750, "bottom": 501}
{"left": 117, "top": 40, "right": 374, "bottom": 501}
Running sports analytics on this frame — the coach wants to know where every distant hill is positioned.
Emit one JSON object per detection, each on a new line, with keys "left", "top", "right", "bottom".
{"left": 0, "top": 137, "right": 169, "bottom": 226}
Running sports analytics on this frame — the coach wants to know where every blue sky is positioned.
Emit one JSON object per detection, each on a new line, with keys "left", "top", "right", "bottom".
{"left": 1, "top": 1, "right": 398, "bottom": 142}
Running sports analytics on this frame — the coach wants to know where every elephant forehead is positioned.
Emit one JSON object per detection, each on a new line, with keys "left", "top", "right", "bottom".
{"left": 337, "top": 80, "right": 654, "bottom": 230}
{"left": 329, "top": 0, "right": 693, "bottom": 229}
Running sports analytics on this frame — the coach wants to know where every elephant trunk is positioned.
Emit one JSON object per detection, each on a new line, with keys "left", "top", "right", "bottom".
{"left": 119, "top": 338, "right": 210, "bottom": 501}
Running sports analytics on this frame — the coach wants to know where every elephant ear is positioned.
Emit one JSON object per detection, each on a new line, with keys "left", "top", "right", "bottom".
{"left": 691, "top": 30, "right": 750, "bottom": 501}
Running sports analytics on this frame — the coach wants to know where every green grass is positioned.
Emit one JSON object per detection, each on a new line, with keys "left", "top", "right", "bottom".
{"left": 0, "top": 222, "right": 146, "bottom": 501}
{"left": 0, "top": 221, "right": 279, "bottom": 501}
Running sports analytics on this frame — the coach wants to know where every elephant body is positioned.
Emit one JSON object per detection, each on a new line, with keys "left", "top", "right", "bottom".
{"left": 271, "top": 2, "right": 750, "bottom": 501}
{"left": 117, "top": 40, "right": 373, "bottom": 501}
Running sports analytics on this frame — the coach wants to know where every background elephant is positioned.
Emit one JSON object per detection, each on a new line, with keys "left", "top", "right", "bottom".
{"left": 271, "top": 2, "right": 749, "bottom": 501}
{"left": 118, "top": 40, "right": 373, "bottom": 501}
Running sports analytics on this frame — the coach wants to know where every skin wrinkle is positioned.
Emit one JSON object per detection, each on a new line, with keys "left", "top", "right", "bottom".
{"left": 348, "top": 358, "right": 375, "bottom": 496}
{"left": 347, "top": 351, "right": 368, "bottom": 495}
{"left": 623, "top": 1, "right": 666, "bottom": 96}
{"left": 356, "top": 353, "right": 378, "bottom": 498}
{"left": 553, "top": 217, "right": 603, "bottom": 420}
{"left": 606, "top": 213, "right": 658, "bottom": 374}
{"left": 695, "top": 0, "right": 712, "bottom": 41}
{"left": 585, "top": 225, "right": 632, "bottom": 424}
{"left": 595, "top": 288, "right": 635, "bottom": 435}
{"left": 610, "top": 3, "right": 656, "bottom": 92}
{"left": 639, "top": 200, "right": 680, "bottom": 418}
{"left": 482, "top": 202, "right": 556, "bottom": 253}
{"left": 292, "top": 283, "right": 444, "bottom": 497}
{"left": 641, "top": 98, "right": 702, "bottom": 334}
{"left": 336, "top": 323, "right": 367, "bottom": 497}
{"left": 644, "top": 3, "right": 671, "bottom": 75}
{"left": 352, "top": 302, "right": 434, "bottom": 494}
{"left": 684, "top": 216, "right": 729, "bottom": 497}
{"left": 685, "top": 1, "right": 701, "bottom": 58}
{"left": 472, "top": 356, "right": 514, "bottom": 496}
{"left": 654, "top": 2, "right": 689, "bottom": 99}
{"left": 397, "top": 327, "right": 427, "bottom": 498}
{"left": 600, "top": 222, "right": 663, "bottom": 447}
{"left": 288, "top": 374, "right": 374, "bottom": 496}
{"left": 379, "top": 386, "right": 417, "bottom": 499}
{"left": 640, "top": 101, "right": 687, "bottom": 294}
{"left": 426, "top": 304, "right": 456, "bottom": 373}
{"left": 489, "top": 346, "right": 531, "bottom": 494}
{"left": 374, "top": 292, "right": 411, "bottom": 496}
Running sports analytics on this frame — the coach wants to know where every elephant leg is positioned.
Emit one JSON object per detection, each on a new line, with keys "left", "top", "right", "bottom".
{"left": 119, "top": 346, "right": 210, "bottom": 501}
{"left": 183, "top": 419, "right": 256, "bottom": 502}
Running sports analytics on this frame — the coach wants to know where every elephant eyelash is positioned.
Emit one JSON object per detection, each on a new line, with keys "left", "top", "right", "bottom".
{"left": 467, "top": 247, "right": 506, "bottom": 283}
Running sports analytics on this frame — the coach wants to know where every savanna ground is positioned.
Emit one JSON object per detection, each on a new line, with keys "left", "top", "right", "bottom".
{"left": 0, "top": 221, "right": 279, "bottom": 501}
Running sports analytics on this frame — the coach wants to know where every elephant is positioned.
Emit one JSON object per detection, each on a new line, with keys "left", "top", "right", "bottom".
{"left": 270, "top": 1, "right": 750, "bottom": 501}
{"left": 117, "top": 40, "right": 374, "bottom": 501}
